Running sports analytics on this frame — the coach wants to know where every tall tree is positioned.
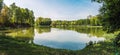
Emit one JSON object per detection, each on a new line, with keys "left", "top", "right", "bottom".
{"left": 9, "top": 3, "right": 35, "bottom": 26}
{"left": 0, "top": 0, "right": 3, "bottom": 12}
{"left": 9, "top": 3, "right": 17, "bottom": 23}
{"left": 0, "top": 4, "right": 9, "bottom": 24}
{"left": 36, "top": 17, "right": 51, "bottom": 26}
{"left": 92, "top": 0, "right": 120, "bottom": 47}
{"left": 0, "top": 0, "right": 3, "bottom": 24}
{"left": 92, "top": 0, "right": 120, "bottom": 32}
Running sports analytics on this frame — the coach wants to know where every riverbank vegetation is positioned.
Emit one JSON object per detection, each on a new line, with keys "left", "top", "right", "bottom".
{"left": 0, "top": 0, "right": 120, "bottom": 55}
{"left": 51, "top": 15, "right": 102, "bottom": 27}
{"left": 0, "top": 0, "right": 34, "bottom": 28}
{"left": 0, "top": 36, "right": 119, "bottom": 55}
{"left": 93, "top": 0, "right": 120, "bottom": 47}
{"left": 35, "top": 17, "right": 52, "bottom": 27}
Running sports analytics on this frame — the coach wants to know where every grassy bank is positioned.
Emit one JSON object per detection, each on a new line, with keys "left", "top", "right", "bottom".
{"left": 0, "top": 35, "right": 75, "bottom": 55}
{"left": 0, "top": 26, "right": 119, "bottom": 55}
{"left": 0, "top": 35, "right": 120, "bottom": 55}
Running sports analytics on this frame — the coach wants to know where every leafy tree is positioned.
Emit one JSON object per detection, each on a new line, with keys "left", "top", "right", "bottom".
{"left": 92, "top": 0, "right": 120, "bottom": 48}
{"left": 0, "top": 0, "right": 3, "bottom": 24}
{"left": 51, "top": 15, "right": 101, "bottom": 26}
{"left": 0, "top": 0, "right": 3, "bottom": 11}
{"left": 0, "top": 4, "right": 9, "bottom": 24}
{"left": 9, "top": 3, "right": 35, "bottom": 27}
{"left": 92, "top": 0, "right": 120, "bottom": 32}
{"left": 36, "top": 17, "right": 43, "bottom": 26}
{"left": 9, "top": 3, "right": 17, "bottom": 23}
{"left": 36, "top": 17, "right": 52, "bottom": 26}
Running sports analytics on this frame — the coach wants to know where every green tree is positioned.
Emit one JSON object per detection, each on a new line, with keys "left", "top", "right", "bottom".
{"left": 9, "top": 3, "right": 17, "bottom": 23}
{"left": 36, "top": 17, "right": 51, "bottom": 26}
{"left": 0, "top": 3, "right": 10, "bottom": 26}
{"left": 92, "top": 0, "right": 120, "bottom": 32}
{"left": 0, "top": 0, "right": 3, "bottom": 11}
{"left": 9, "top": 3, "right": 35, "bottom": 27}
{"left": 93, "top": 0, "right": 120, "bottom": 49}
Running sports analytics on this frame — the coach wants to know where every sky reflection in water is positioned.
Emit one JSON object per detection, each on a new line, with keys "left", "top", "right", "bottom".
{"left": 34, "top": 28, "right": 105, "bottom": 50}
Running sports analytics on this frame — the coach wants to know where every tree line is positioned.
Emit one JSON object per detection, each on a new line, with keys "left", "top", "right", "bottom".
{"left": 51, "top": 15, "right": 102, "bottom": 26}
{"left": 0, "top": 0, "right": 34, "bottom": 27}
{"left": 0, "top": 0, "right": 103, "bottom": 28}
{"left": 35, "top": 15, "right": 102, "bottom": 27}
{"left": 35, "top": 17, "right": 52, "bottom": 26}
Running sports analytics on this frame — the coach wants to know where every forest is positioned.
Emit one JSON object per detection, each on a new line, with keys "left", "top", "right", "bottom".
{"left": 1, "top": 0, "right": 120, "bottom": 31}
{"left": 0, "top": 0, "right": 34, "bottom": 27}
{"left": 51, "top": 15, "right": 102, "bottom": 26}
{"left": 0, "top": 0, "right": 102, "bottom": 28}
{"left": 0, "top": 0, "right": 120, "bottom": 55}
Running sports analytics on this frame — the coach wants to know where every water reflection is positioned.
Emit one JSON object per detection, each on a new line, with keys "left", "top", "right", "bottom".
{"left": 34, "top": 28, "right": 105, "bottom": 50}
{"left": 53, "top": 27, "right": 105, "bottom": 37}
{"left": 6, "top": 28, "right": 34, "bottom": 44}
{"left": 1, "top": 27, "right": 106, "bottom": 50}
{"left": 36, "top": 27, "right": 51, "bottom": 33}
{"left": 0, "top": 27, "right": 118, "bottom": 54}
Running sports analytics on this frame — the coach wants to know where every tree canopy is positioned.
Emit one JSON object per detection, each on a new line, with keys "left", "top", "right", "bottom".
{"left": 0, "top": 1, "right": 35, "bottom": 27}
{"left": 35, "top": 17, "right": 52, "bottom": 26}
{"left": 51, "top": 15, "right": 102, "bottom": 26}
{"left": 0, "top": 0, "right": 3, "bottom": 11}
{"left": 92, "top": 0, "right": 120, "bottom": 32}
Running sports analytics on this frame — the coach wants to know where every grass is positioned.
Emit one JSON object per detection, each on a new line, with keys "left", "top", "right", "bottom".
{"left": 0, "top": 27, "right": 120, "bottom": 55}
{"left": 0, "top": 35, "right": 120, "bottom": 55}
{"left": 78, "top": 41, "right": 120, "bottom": 55}
{"left": 0, "top": 35, "right": 75, "bottom": 55}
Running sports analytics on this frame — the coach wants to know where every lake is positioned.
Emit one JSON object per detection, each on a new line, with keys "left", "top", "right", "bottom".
{"left": 6, "top": 27, "right": 106, "bottom": 50}
{"left": 34, "top": 28, "right": 105, "bottom": 50}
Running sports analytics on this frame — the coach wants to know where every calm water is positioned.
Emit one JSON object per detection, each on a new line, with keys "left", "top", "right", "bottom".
{"left": 6, "top": 27, "right": 105, "bottom": 50}
{"left": 34, "top": 28, "right": 105, "bottom": 50}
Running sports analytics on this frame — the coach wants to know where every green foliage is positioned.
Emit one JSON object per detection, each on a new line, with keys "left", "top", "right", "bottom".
{"left": 0, "top": 4, "right": 9, "bottom": 24}
{"left": 0, "top": 2, "right": 35, "bottom": 27}
{"left": 78, "top": 41, "right": 119, "bottom": 55}
{"left": 36, "top": 17, "right": 52, "bottom": 26}
{"left": 0, "top": 0, "right": 3, "bottom": 11}
{"left": 93, "top": 0, "right": 120, "bottom": 49}
{"left": 114, "top": 33, "right": 120, "bottom": 47}
{"left": 53, "top": 26, "right": 105, "bottom": 37}
{"left": 0, "top": 35, "right": 75, "bottom": 55}
{"left": 51, "top": 15, "right": 102, "bottom": 26}
{"left": 9, "top": 3, "right": 35, "bottom": 26}
{"left": 0, "top": 27, "right": 119, "bottom": 55}
{"left": 36, "top": 27, "right": 51, "bottom": 33}
{"left": 93, "top": 0, "right": 120, "bottom": 32}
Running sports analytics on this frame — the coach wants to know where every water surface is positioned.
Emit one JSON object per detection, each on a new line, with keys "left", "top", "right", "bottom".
{"left": 34, "top": 28, "right": 105, "bottom": 50}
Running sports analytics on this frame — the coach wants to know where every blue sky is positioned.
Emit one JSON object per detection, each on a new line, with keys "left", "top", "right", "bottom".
{"left": 4, "top": 0, "right": 101, "bottom": 20}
